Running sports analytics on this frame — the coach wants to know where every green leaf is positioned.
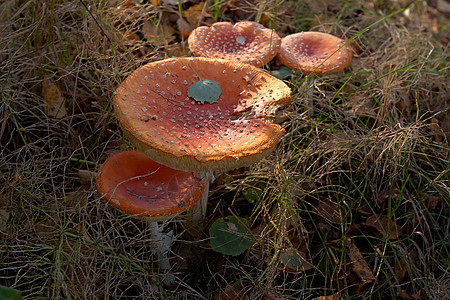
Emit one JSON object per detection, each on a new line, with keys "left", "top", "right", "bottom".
{"left": 280, "top": 248, "right": 313, "bottom": 273}
{"left": 209, "top": 216, "right": 252, "bottom": 256}
{"left": 187, "top": 79, "right": 222, "bottom": 104}
{"left": 269, "top": 66, "right": 292, "bottom": 79}
{"left": 0, "top": 286, "right": 22, "bottom": 300}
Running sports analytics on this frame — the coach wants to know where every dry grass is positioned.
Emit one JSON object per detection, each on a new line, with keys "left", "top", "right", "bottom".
{"left": 0, "top": 0, "right": 448, "bottom": 299}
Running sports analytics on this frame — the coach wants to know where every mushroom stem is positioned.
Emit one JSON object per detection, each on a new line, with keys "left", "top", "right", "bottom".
{"left": 192, "top": 171, "right": 214, "bottom": 221}
{"left": 302, "top": 76, "right": 316, "bottom": 116}
{"left": 148, "top": 221, "right": 175, "bottom": 286}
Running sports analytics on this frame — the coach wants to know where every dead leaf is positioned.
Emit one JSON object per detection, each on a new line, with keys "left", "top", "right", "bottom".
{"left": 165, "top": 41, "right": 190, "bottom": 57}
{"left": 177, "top": 17, "right": 193, "bottom": 39}
{"left": 346, "top": 238, "right": 376, "bottom": 293}
{"left": 78, "top": 169, "right": 95, "bottom": 189}
{"left": 312, "top": 292, "right": 340, "bottom": 300}
{"left": 142, "top": 20, "right": 175, "bottom": 46}
{"left": 264, "top": 293, "right": 288, "bottom": 300}
{"left": 162, "top": 0, "right": 189, "bottom": 4}
{"left": 42, "top": 79, "right": 67, "bottom": 118}
{"left": 364, "top": 215, "right": 404, "bottom": 240}
{"left": 0, "top": 208, "right": 9, "bottom": 232}
{"left": 213, "top": 281, "right": 246, "bottom": 300}
{"left": 219, "top": 0, "right": 257, "bottom": 21}
{"left": 344, "top": 92, "right": 376, "bottom": 118}
{"left": 309, "top": 0, "right": 329, "bottom": 13}
{"left": 395, "top": 256, "right": 409, "bottom": 281}
{"left": 314, "top": 199, "right": 341, "bottom": 224}
{"left": 279, "top": 247, "right": 314, "bottom": 273}
{"left": 116, "top": 0, "right": 143, "bottom": 23}
{"left": 183, "top": 2, "right": 213, "bottom": 28}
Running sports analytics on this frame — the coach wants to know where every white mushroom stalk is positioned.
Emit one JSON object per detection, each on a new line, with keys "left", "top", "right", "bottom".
{"left": 192, "top": 171, "right": 214, "bottom": 220}
{"left": 147, "top": 221, "right": 175, "bottom": 285}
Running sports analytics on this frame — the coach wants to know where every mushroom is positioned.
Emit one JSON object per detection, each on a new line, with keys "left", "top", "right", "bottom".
{"left": 96, "top": 150, "right": 204, "bottom": 285}
{"left": 277, "top": 31, "right": 352, "bottom": 115}
{"left": 113, "top": 57, "right": 292, "bottom": 219}
{"left": 188, "top": 21, "right": 281, "bottom": 66}
{"left": 276, "top": 31, "right": 352, "bottom": 74}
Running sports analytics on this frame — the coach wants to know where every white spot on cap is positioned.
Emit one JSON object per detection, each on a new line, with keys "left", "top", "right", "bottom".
{"left": 236, "top": 36, "right": 245, "bottom": 44}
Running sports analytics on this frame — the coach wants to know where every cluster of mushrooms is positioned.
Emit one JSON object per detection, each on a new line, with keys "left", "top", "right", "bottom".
{"left": 96, "top": 21, "right": 352, "bottom": 285}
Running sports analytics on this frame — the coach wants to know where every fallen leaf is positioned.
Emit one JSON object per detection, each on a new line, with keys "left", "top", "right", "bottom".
{"left": 0, "top": 209, "right": 9, "bottom": 232}
{"left": 364, "top": 215, "right": 404, "bottom": 240}
{"left": 219, "top": 0, "right": 257, "bottom": 21}
{"left": 314, "top": 199, "right": 341, "bottom": 224}
{"left": 346, "top": 238, "right": 376, "bottom": 293}
{"left": 279, "top": 247, "right": 314, "bottom": 273}
{"left": 183, "top": 2, "right": 213, "bottom": 28}
{"left": 394, "top": 256, "right": 409, "bottom": 281}
{"left": 42, "top": 79, "right": 67, "bottom": 118}
{"left": 116, "top": 0, "right": 143, "bottom": 23}
{"left": 78, "top": 169, "right": 96, "bottom": 189}
{"left": 162, "top": 0, "right": 189, "bottom": 4}
{"left": 344, "top": 92, "right": 376, "bottom": 118}
{"left": 177, "top": 17, "right": 193, "bottom": 39}
{"left": 264, "top": 293, "right": 288, "bottom": 300}
{"left": 142, "top": 20, "right": 175, "bottom": 46}
{"left": 312, "top": 292, "right": 340, "bottom": 300}
{"left": 309, "top": 0, "right": 329, "bottom": 13}
{"left": 213, "top": 281, "right": 245, "bottom": 300}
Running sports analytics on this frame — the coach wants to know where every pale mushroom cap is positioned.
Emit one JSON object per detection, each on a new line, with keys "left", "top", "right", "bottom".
{"left": 277, "top": 31, "right": 352, "bottom": 74}
{"left": 96, "top": 150, "right": 204, "bottom": 221}
{"left": 114, "top": 57, "right": 292, "bottom": 172}
{"left": 188, "top": 21, "right": 281, "bottom": 66}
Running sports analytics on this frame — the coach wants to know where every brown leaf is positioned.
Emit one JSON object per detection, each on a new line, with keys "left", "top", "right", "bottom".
{"left": 364, "top": 215, "right": 404, "bottom": 240}
{"left": 309, "top": 0, "right": 330, "bottom": 13}
{"left": 78, "top": 170, "right": 96, "bottom": 189}
{"left": 42, "top": 79, "right": 67, "bottom": 118}
{"left": 116, "top": 0, "right": 143, "bottom": 23}
{"left": 394, "top": 256, "right": 409, "bottom": 281}
{"left": 312, "top": 292, "right": 340, "bottom": 300}
{"left": 314, "top": 199, "right": 341, "bottom": 224}
{"left": 142, "top": 20, "right": 175, "bottom": 46}
{"left": 213, "top": 281, "right": 246, "bottom": 300}
{"left": 0, "top": 209, "right": 9, "bottom": 232}
{"left": 162, "top": 0, "right": 189, "bottom": 4}
{"left": 219, "top": 0, "right": 257, "bottom": 21}
{"left": 346, "top": 238, "right": 376, "bottom": 293}
{"left": 344, "top": 92, "right": 376, "bottom": 118}
{"left": 183, "top": 2, "right": 213, "bottom": 28}
{"left": 177, "top": 17, "right": 193, "bottom": 39}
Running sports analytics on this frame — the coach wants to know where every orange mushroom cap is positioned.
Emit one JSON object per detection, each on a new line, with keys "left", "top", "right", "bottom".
{"left": 96, "top": 150, "right": 204, "bottom": 221}
{"left": 188, "top": 21, "right": 281, "bottom": 66}
{"left": 277, "top": 31, "right": 352, "bottom": 74}
{"left": 113, "top": 57, "right": 292, "bottom": 173}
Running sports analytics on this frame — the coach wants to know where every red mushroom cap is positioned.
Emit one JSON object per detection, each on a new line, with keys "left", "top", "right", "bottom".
{"left": 277, "top": 31, "right": 352, "bottom": 74}
{"left": 96, "top": 150, "right": 204, "bottom": 221}
{"left": 188, "top": 21, "right": 281, "bottom": 66}
{"left": 113, "top": 57, "right": 292, "bottom": 172}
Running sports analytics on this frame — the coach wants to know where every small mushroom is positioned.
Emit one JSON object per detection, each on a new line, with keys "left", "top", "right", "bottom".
{"left": 277, "top": 31, "right": 352, "bottom": 115}
{"left": 188, "top": 21, "right": 281, "bottom": 66}
{"left": 96, "top": 150, "right": 204, "bottom": 285}
{"left": 277, "top": 31, "right": 352, "bottom": 74}
{"left": 113, "top": 57, "right": 292, "bottom": 219}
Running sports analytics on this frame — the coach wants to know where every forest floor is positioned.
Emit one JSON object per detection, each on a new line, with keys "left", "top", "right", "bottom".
{"left": 0, "top": 0, "right": 449, "bottom": 299}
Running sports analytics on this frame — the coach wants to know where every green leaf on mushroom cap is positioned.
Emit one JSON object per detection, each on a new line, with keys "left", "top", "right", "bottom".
{"left": 187, "top": 79, "right": 222, "bottom": 104}
{"left": 209, "top": 216, "right": 252, "bottom": 256}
